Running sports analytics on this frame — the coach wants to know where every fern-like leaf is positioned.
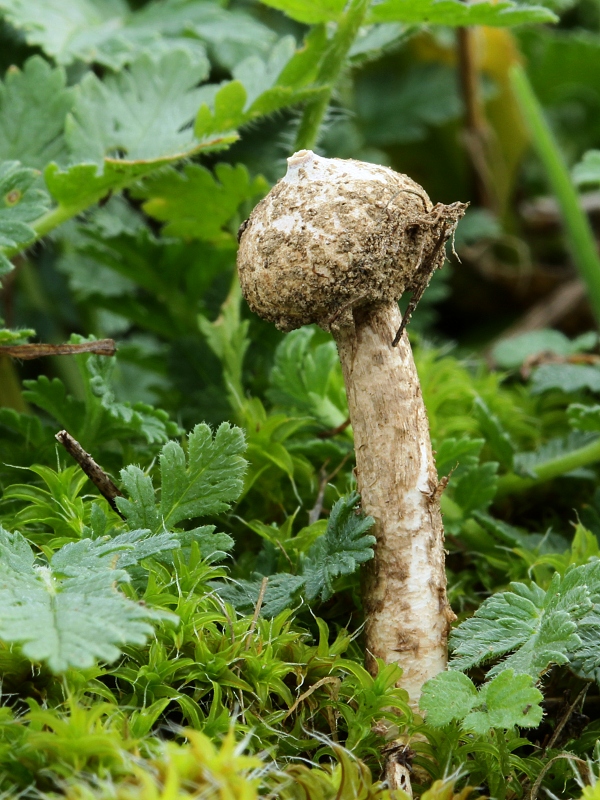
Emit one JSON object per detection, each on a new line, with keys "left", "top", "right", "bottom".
{"left": 0, "top": 527, "right": 175, "bottom": 673}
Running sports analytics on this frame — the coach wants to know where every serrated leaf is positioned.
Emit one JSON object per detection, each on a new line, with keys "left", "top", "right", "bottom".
{"left": 463, "top": 671, "right": 543, "bottom": 734}
{"left": 420, "top": 671, "right": 478, "bottom": 727}
{"left": 302, "top": 492, "right": 375, "bottom": 602}
{"left": 117, "top": 423, "right": 247, "bottom": 533}
{"left": 268, "top": 328, "right": 348, "bottom": 429}
{"left": 449, "top": 566, "right": 597, "bottom": 678}
{"left": 66, "top": 51, "right": 209, "bottom": 165}
{"left": 53, "top": 528, "right": 179, "bottom": 573}
{"left": 530, "top": 363, "right": 600, "bottom": 394}
{"left": 434, "top": 437, "right": 483, "bottom": 478}
{"left": 0, "top": 0, "right": 210, "bottom": 70}
{"left": 573, "top": 150, "right": 600, "bottom": 187}
{"left": 473, "top": 396, "right": 515, "bottom": 470}
{"left": 258, "top": 0, "right": 346, "bottom": 24}
{"left": 194, "top": 42, "right": 325, "bottom": 139}
{"left": 367, "top": 0, "right": 557, "bottom": 26}
{"left": 472, "top": 511, "right": 536, "bottom": 548}
{"left": 132, "top": 163, "right": 268, "bottom": 241}
{"left": 23, "top": 343, "right": 180, "bottom": 451}
{"left": 0, "top": 526, "right": 174, "bottom": 673}
{"left": 0, "top": 57, "right": 74, "bottom": 169}
{"left": 453, "top": 462, "right": 498, "bottom": 516}
{"left": 513, "top": 431, "right": 599, "bottom": 479}
{"left": 212, "top": 574, "right": 306, "bottom": 617}
{"left": 421, "top": 669, "right": 543, "bottom": 733}
{"left": 0, "top": 161, "right": 49, "bottom": 274}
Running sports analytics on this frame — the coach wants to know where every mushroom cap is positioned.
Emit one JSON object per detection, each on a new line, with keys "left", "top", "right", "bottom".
{"left": 237, "top": 150, "right": 438, "bottom": 332}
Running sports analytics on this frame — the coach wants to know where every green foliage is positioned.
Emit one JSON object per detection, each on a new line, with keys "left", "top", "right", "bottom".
{"left": 367, "top": 0, "right": 557, "bottom": 26}
{"left": 118, "top": 422, "right": 246, "bottom": 534}
{"left": 450, "top": 561, "right": 600, "bottom": 680}
{"left": 2, "top": 0, "right": 600, "bottom": 798}
{"left": 0, "top": 525, "right": 174, "bottom": 672}
{"left": 0, "top": 0, "right": 274, "bottom": 70}
{"left": 0, "top": 160, "right": 48, "bottom": 273}
{"left": 421, "top": 670, "right": 543, "bottom": 733}
{"left": 215, "top": 492, "right": 375, "bottom": 613}
{"left": 573, "top": 150, "right": 600, "bottom": 186}
{"left": 0, "top": 57, "right": 74, "bottom": 169}
{"left": 493, "top": 330, "right": 598, "bottom": 370}
{"left": 132, "top": 163, "right": 268, "bottom": 241}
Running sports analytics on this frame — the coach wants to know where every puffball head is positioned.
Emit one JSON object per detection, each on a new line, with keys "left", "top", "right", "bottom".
{"left": 237, "top": 150, "right": 443, "bottom": 332}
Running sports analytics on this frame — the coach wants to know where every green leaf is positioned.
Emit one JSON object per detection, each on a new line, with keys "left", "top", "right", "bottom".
{"left": 302, "top": 492, "right": 375, "bottom": 602}
{"left": 0, "top": 0, "right": 210, "bottom": 70}
{"left": 0, "top": 327, "right": 34, "bottom": 345}
{"left": 66, "top": 51, "right": 209, "bottom": 165}
{"left": 367, "top": 0, "right": 557, "bottom": 26}
{"left": 0, "top": 57, "right": 74, "bottom": 169}
{"left": 493, "top": 330, "right": 598, "bottom": 369}
{"left": 453, "top": 462, "right": 499, "bottom": 516}
{"left": 268, "top": 328, "right": 348, "bottom": 429}
{"left": 421, "top": 670, "right": 543, "bottom": 733}
{"left": 463, "top": 671, "right": 543, "bottom": 734}
{"left": 0, "top": 526, "right": 174, "bottom": 673}
{"left": 132, "top": 163, "right": 268, "bottom": 241}
{"left": 212, "top": 574, "right": 306, "bottom": 617}
{"left": 473, "top": 396, "right": 515, "bottom": 470}
{"left": 0, "top": 161, "right": 49, "bottom": 274}
{"left": 257, "top": 0, "right": 346, "bottom": 24}
{"left": 23, "top": 343, "right": 180, "bottom": 450}
{"left": 356, "top": 64, "right": 462, "bottom": 146}
{"left": 472, "top": 511, "right": 536, "bottom": 549}
{"left": 348, "top": 23, "right": 408, "bottom": 64}
{"left": 449, "top": 566, "right": 596, "bottom": 678}
{"left": 194, "top": 40, "right": 326, "bottom": 139}
{"left": 530, "top": 363, "right": 600, "bottom": 394}
{"left": 117, "top": 423, "right": 247, "bottom": 533}
{"left": 573, "top": 150, "right": 600, "bottom": 187}
{"left": 420, "top": 671, "right": 478, "bottom": 727}
{"left": 514, "top": 431, "right": 599, "bottom": 479}
{"left": 434, "top": 437, "right": 483, "bottom": 478}
{"left": 568, "top": 404, "right": 600, "bottom": 433}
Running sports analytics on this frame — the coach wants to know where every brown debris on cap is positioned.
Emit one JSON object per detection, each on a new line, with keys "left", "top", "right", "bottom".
{"left": 237, "top": 149, "right": 466, "bottom": 332}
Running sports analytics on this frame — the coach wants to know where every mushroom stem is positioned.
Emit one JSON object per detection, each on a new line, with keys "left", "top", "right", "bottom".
{"left": 333, "top": 302, "right": 455, "bottom": 706}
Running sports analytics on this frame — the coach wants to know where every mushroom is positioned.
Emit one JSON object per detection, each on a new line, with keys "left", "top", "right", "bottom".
{"left": 237, "top": 149, "right": 466, "bottom": 706}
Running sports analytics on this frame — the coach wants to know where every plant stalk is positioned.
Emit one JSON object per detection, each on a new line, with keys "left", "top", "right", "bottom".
{"left": 294, "top": 0, "right": 371, "bottom": 152}
{"left": 497, "top": 434, "right": 600, "bottom": 497}
{"left": 510, "top": 64, "right": 600, "bottom": 326}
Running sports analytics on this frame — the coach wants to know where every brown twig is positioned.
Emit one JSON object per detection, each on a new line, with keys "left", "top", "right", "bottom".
{"left": 456, "top": 27, "right": 497, "bottom": 212}
{"left": 0, "top": 339, "right": 116, "bottom": 360}
{"left": 244, "top": 576, "right": 269, "bottom": 651}
{"left": 317, "top": 418, "right": 351, "bottom": 439}
{"left": 55, "top": 430, "right": 124, "bottom": 515}
{"left": 543, "top": 685, "right": 589, "bottom": 755}
{"left": 307, "top": 454, "right": 352, "bottom": 525}
{"left": 529, "top": 754, "right": 590, "bottom": 800}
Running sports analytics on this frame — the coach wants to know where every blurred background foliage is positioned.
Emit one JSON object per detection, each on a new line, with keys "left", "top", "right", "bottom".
{"left": 3, "top": 0, "right": 600, "bottom": 796}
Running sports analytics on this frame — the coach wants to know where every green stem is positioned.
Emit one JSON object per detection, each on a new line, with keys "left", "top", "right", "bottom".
{"left": 294, "top": 0, "right": 371, "bottom": 152}
{"left": 0, "top": 357, "right": 27, "bottom": 412}
{"left": 510, "top": 64, "right": 600, "bottom": 326}
{"left": 497, "top": 435, "right": 600, "bottom": 497}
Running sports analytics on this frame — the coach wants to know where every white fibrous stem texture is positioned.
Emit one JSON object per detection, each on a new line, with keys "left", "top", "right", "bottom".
{"left": 237, "top": 150, "right": 465, "bottom": 706}
{"left": 334, "top": 303, "right": 455, "bottom": 704}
